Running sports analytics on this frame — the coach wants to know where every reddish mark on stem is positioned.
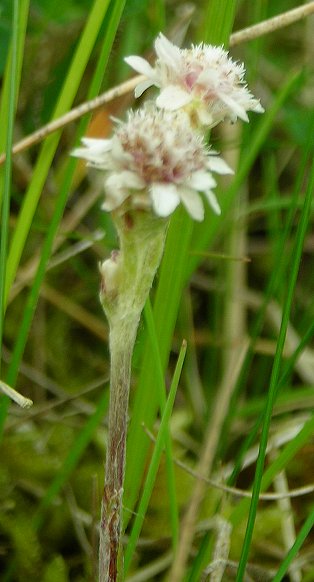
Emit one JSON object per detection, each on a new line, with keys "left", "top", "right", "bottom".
{"left": 124, "top": 212, "right": 134, "bottom": 229}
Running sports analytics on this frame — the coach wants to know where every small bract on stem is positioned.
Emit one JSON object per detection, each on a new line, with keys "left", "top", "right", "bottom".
{"left": 72, "top": 31, "right": 263, "bottom": 582}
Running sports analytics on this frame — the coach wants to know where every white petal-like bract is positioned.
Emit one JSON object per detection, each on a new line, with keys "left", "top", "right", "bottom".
{"left": 150, "top": 183, "right": 180, "bottom": 217}
{"left": 179, "top": 188, "right": 204, "bottom": 221}
{"left": 204, "top": 190, "right": 221, "bottom": 215}
{"left": 124, "top": 56, "right": 157, "bottom": 81}
{"left": 156, "top": 86, "right": 192, "bottom": 110}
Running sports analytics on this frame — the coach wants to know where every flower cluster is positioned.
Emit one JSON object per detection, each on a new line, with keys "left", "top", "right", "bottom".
{"left": 73, "top": 34, "right": 264, "bottom": 221}
{"left": 125, "top": 33, "right": 264, "bottom": 128}
{"left": 72, "top": 107, "right": 232, "bottom": 221}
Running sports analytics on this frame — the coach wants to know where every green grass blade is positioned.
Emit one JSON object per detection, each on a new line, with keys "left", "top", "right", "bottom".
{"left": 186, "top": 531, "right": 211, "bottom": 582}
{"left": 231, "top": 413, "right": 314, "bottom": 527}
{"left": 235, "top": 156, "right": 314, "bottom": 580}
{"left": 224, "top": 119, "right": 314, "bottom": 480}
{"left": 4, "top": 161, "right": 77, "bottom": 389}
{"left": 188, "top": 70, "right": 303, "bottom": 280}
{"left": 262, "top": 417, "right": 314, "bottom": 501}
{"left": 4, "top": 0, "right": 112, "bottom": 308}
{"left": 32, "top": 390, "right": 109, "bottom": 530}
{"left": 124, "top": 208, "right": 194, "bottom": 522}
{"left": 201, "top": 0, "right": 237, "bottom": 44}
{"left": 229, "top": 313, "right": 314, "bottom": 486}
{"left": 144, "top": 299, "right": 179, "bottom": 549}
{"left": 0, "top": 0, "right": 127, "bottom": 438}
{"left": 272, "top": 506, "right": 314, "bottom": 582}
{"left": 124, "top": 340, "right": 187, "bottom": 574}
{"left": 153, "top": 0, "right": 166, "bottom": 32}
{"left": 94, "top": 0, "right": 127, "bottom": 83}
{"left": 0, "top": 0, "right": 29, "bottom": 206}
{"left": 124, "top": 0, "right": 237, "bottom": 533}
{"left": 0, "top": 0, "right": 21, "bottom": 363}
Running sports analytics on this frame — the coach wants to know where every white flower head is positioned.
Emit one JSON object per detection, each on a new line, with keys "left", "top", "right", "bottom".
{"left": 125, "top": 33, "right": 264, "bottom": 127}
{"left": 72, "top": 106, "right": 233, "bottom": 221}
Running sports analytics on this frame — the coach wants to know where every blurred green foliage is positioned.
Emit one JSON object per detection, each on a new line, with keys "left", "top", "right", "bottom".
{"left": 1, "top": 0, "right": 314, "bottom": 580}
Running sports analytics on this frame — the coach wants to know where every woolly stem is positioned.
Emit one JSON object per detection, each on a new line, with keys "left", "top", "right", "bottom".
{"left": 99, "top": 315, "right": 138, "bottom": 582}
{"left": 99, "top": 211, "right": 167, "bottom": 581}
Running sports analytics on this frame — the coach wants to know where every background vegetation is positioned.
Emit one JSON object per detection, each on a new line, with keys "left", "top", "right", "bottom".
{"left": 0, "top": 0, "right": 314, "bottom": 580}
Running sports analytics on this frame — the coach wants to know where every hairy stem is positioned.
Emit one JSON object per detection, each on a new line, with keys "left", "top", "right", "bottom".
{"left": 99, "top": 315, "right": 139, "bottom": 582}
{"left": 98, "top": 211, "right": 167, "bottom": 581}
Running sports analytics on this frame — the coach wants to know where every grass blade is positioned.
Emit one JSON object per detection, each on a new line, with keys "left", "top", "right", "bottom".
{"left": 272, "top": 506, "right": 314, "bottom": 582}
{"left": 188, "top": 70, "right": 303, "bottom": 280}
{"left": 32, "top": 389, "right": 109, "bottom": 531}
{"left": 124, "top": 340, "right": 187, "bottom": 574}
{"left": 4, "top": 0, "right": 112, "bottom": 308}
{"left": 144, "top": 300, "right": 179, "bottom": 548}
{"left": 0, "top": 0, "right": 30, "bottom": 206}
{"left": 0, "top": 0, "right": 21, "bottom": 363}
{"left": 235, "top": 155, "right": 314, "bottom": 580}
{"left": 124, "top": 208, "right": 194, "bottom": 522}
{"left": 0, "top": 0, "right": 126, "bottom": 439}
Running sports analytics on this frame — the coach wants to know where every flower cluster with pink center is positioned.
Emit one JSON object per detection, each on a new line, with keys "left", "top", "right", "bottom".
{"left": 125, "top": 33, "right": 264, "bottom": 127}
{"left": 72, "top": 107, "right": 233, "bottom": 221}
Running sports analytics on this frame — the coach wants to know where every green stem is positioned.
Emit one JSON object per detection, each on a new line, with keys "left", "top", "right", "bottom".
{"left": 99, "top": 211, "right": 167, "bottom": 581}
{"left": 99, "top": 315, "right": 138, "bottom": 582}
